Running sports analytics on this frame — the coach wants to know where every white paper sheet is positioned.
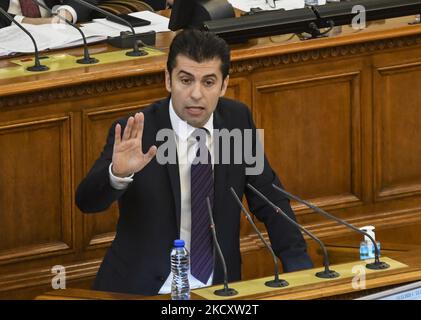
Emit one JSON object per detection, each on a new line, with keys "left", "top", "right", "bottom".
{"left": 227, "top": 0, "right": 306, "bottom": 12}
{"left": 0, "top": 11, "right": 170, "bottom": 54}
{"left": 0, "top": 23, "right": 83, "bottom": 53}
{"left": 89, "top": 10, "right": 170, "bottom": 37}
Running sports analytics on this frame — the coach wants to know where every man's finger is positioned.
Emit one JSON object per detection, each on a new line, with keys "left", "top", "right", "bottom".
{"left": 114, "top": 123, "right": 122, "bottom": 146}
{"left": 144, "top": 145, "right": 157, "bottom": 163}
{"left": 132, "top": 113, "right": 142, "bottom": 139}
{"left": 123, "top": 116, "right": 134, "bottom": 141}
{"left": 130, "top": 113, "right": 138, "bottom": 140}
{"left": 136, "top": 112, "right": 145, "bottom": 142}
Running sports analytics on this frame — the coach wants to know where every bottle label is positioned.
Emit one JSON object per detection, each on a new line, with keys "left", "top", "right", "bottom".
{"left": 360, "top": 242, "right": 381, "bottom": 260}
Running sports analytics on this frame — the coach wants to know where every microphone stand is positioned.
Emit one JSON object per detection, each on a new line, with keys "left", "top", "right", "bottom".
{"left": 0, "top": 7, "right": 48, "bottom": 72}
{"left": 206, "top": 197, "right": 238, "bottom": 297}
{"left": 70, "top": 0, "right": 147, "bottom": 57}
{"left": 247, "top": 183, "right": 339, "bottom": 279}
{"left": 230, "top": 187, "right": 288, "bottom": 288}
{"left": 272, "top": 184, "right": 390, "bottom": 270}
{"left": 31, "top": 0, "right": 98, "bottom": 64}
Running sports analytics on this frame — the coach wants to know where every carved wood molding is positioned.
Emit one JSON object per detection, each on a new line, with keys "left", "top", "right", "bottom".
{"left": 0, "top": 73, "right": 165, "bottom": 109}
{"left": 0, "top": 260, "right": 99, "bottom": 293}
{"left": 1, "top": 34, "right": 421, "bottom": 108}
{"left": 230, "top": 34, "right": 421, "bottom": 74}
{"left": 240, "top": 206, "right": 421, "bottom": 253}
{"left": 0, "top": 243, "right": 71, "bottom": 265}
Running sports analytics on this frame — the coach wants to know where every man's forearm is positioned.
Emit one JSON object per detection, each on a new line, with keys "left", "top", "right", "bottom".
{"left": 21, "top": 8, "right": 73, "bottom": 25}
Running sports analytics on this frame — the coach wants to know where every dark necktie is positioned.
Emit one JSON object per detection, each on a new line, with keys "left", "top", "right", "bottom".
{"left": 19, "top": 0, "right": 41, "bottom": 18}
{"left": 190, "top": 128, "right": 214, "bottom": 284}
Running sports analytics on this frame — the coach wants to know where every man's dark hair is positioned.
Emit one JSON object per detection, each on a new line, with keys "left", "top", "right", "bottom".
{"left": 167, "top": 29, "right": 231, "bottom": 79}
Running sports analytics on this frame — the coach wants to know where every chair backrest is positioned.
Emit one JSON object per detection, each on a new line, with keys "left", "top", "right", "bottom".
{"left": 94, "top": 1, "right": 154, "bottom": 18}
{"left": 106, "top": 0, "right": 154, "bottom": 12}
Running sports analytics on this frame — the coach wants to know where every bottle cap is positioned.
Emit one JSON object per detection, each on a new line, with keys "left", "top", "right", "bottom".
{"left": 173, "top": 239, "right": 185, "bottom": 247}
{"left": 360, "top": 225, "right": 376, "bottom": 242}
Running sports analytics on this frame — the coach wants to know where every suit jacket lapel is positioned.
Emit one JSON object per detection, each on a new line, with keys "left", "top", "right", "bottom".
{"left": 155, "top": 98, "right": 182, "bottom": 234}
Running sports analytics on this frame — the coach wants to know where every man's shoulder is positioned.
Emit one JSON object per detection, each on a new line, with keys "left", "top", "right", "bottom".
{"left": 141, "top": 97, "right": 169, "bottom": 116}
{"left": 218, "top": 97, "right": 250, "bottom": 112}
{"left": 216, "top": 97, "right": 252, "bottom": 127}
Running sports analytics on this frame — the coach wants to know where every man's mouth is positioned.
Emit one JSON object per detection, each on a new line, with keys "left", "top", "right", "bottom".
{"left": 185, "top": 106, "right": 205, "bottom": 116}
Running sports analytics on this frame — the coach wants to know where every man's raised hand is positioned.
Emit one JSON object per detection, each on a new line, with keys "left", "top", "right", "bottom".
{"left": 111, "top": 112, "right": 157, "bottom": 178}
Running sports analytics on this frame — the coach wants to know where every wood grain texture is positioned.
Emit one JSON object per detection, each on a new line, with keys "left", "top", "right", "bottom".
{"left": 1, "top": 15, "right": 421, "bottom": 299}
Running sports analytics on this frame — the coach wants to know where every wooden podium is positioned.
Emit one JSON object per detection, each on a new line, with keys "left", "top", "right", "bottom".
{"left": 35, "top": 247, "right": 421, "bottom": 300}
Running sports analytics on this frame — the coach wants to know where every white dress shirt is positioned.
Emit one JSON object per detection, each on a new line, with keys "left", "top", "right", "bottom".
{"left": 8, "top": 0, "right": 78, "bottom": 23}
{"left": 109, "top": 99, "right": 215, "bottom": 294}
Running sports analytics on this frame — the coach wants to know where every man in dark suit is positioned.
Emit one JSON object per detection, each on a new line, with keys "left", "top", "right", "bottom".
{"left": 0, "top": 0, "right": 99, "bottom": 28}
{"left": 76, "top": 29, "right": 313, "bottom": 296}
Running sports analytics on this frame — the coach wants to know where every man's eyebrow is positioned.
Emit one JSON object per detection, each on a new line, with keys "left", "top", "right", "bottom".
{"left": 177, "top": 70, "right": 218, "bottom": 79}
{"left": 177, "top": 70, "right": 194, "bottom": 77}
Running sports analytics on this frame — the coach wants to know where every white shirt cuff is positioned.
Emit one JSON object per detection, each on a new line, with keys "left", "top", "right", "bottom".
{"left": 52, "top": 5, "right": 78, "bottom": 23}
{"left": 109, "top": 163, "right": 134, "bottom": 190}
{"left": 14, "top": 15, "right": 25, "bottom": 24}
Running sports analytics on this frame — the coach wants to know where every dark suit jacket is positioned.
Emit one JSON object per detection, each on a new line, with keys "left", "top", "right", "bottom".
{"left": 76, "top": 97, "right": 313, "bottom": 295}
{"left": 0, "top": 0, "right": 100, "bottom": 28}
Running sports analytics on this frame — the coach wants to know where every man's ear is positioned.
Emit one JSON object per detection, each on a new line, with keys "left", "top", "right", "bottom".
{"left": 165, "top": 69, "right": 172, "bottom": 93}
{"left": 219, "top": 75, "right": 230, "bottom": 97}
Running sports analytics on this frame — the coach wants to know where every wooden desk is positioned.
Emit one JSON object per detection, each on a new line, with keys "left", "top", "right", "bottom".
{"left": 35, "top": 248, "right": 421, "bottom": 300}
{"left": 1, "top": 15, "right": 421, "bottom": 299}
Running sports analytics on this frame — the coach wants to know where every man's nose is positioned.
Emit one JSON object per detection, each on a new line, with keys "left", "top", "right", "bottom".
{"left": 190, "top": 82, "right": 203, "bottom": 100}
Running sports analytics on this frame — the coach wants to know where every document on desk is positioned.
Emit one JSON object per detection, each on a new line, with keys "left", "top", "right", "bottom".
{"left": 227, "top": 0, "right": 308, "bottom": 12}
{"left": 0, "top": 23, "right": 103, "bottom": 53}
{"left": 88, "top": 10, "right": 170, "bottom": 37}
{"left": 0, "top": 11, "right": 168, "bottom": 55}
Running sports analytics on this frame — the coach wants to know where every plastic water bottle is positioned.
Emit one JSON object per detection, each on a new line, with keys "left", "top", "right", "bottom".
{"left": 359, "top": 226, "right": 381, "bottom": 260}
{"left": 170, "top": 239, "right": 190, "bottom": 300}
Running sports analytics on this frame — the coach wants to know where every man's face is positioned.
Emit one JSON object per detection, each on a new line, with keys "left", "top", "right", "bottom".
{"left": 165, "top": 55, "right": 229, "bottom": 128}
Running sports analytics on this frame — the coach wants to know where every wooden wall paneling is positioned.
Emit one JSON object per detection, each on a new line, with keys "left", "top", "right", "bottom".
{"left": 373, "top": 61, "right": 421, "bottom": 202}
{"left": 225, "top": 76, "right": 252, "bottom": 108}
{"left": 252, "top": 63, "right": 364, "bottom": 221}
{"left": 0, "top": 115, "right": 74, "bottom": 265}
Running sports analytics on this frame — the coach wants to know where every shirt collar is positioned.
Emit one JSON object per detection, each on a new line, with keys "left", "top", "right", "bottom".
{"left": 169, "top": 98, "right": 214, "bottom": 142}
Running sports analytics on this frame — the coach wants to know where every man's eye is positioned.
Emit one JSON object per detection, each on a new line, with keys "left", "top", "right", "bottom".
{"left": 204, "top": 80, "right": 215, "bottom": 87}
{"left": 180, "top": 78, "right": 192, "bottom": 85}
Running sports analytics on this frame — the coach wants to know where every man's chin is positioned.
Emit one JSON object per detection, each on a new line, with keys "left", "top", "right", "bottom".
{"left": 186, "top": 119, "right": 205, "bottom": 128}
{"left": 184, "top": 115, "right": 210, "bottom": 128}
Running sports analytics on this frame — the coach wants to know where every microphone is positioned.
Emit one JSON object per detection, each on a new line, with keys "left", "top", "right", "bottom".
{"left": 0, "top": 7, "right": 48, "bottom": 72}
{"left": 69, "top": 0, "right": 147, "bottom": 57}
{"left": 230, "top": 187, "right": 288, "bottom": 288}
{"left": 246, "top": 183, "right": 339, "bottom": 279}
{"left": 206, "top": 197, "right": 238, "bottom": 297}
{"left": 271, "top": 184, "right": 390, "bottom": 270}
{"left": 31, "top": 0, "right": 98, "bottom": 64}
